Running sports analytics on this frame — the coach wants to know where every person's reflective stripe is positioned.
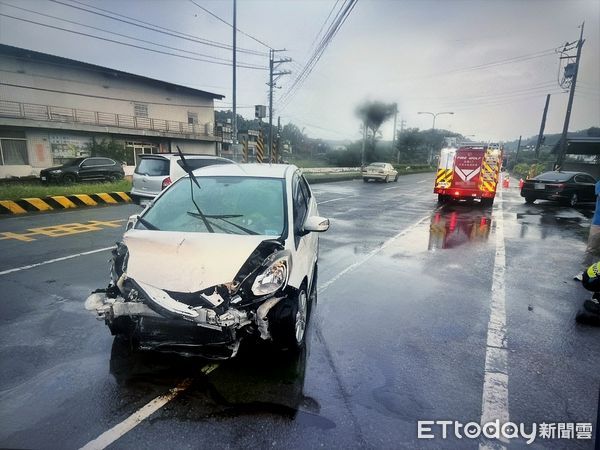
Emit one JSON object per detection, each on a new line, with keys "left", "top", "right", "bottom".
{"left": 586, "top": 262, "right": 600, "bottom": 279}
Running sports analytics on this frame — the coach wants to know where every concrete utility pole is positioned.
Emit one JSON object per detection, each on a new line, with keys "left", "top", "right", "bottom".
{"left": 267, "top": 49, "right": 291, "bottom": 162}
{"left": 557, "top": 22, "right": 585, "bottom": 169}
{"left": 515, "top": 135, "right": 522, "bottom": 165}
{"left": 391, "top": 103, "right": 398, "bottom": 149}
{"left": 232, "top": 0, "right": 237, "bottom": 159}
{"left": 534, "top": 94, "right": 551, "bottom": 159}
{"left": 361, "top": 119, "right": 367, "bottom": 167}
{"left": 397, "top": 118, "right": 406, "bottom": 164}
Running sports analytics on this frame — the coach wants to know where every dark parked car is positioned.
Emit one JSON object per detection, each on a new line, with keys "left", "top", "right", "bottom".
{"left": 520, "top": 171, "right": 597, "bottom": 207}
{"left": 40, "top": 157, "right": 125, "bottom": 184}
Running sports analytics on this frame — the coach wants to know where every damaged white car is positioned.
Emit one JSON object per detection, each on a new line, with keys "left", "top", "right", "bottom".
{"left": 85, "top": 163, "right": 329, "bottom": 359}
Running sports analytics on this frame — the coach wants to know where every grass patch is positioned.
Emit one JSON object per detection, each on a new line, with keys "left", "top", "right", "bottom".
{"left": 0, "top": 180, "right": 132, "bottom": 200}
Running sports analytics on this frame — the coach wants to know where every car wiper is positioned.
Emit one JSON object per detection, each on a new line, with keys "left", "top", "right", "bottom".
{"left": 137, "top": 216, "right": 159, "bottom": 230}
{"left": 186, "top": 212, "right": 258, "bottom": 235}
{"left": 176, "top": 146, "right": 214, "bottom": 233}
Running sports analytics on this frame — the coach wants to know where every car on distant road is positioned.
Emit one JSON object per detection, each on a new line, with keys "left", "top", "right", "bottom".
{"left": 39, "top": 157, "right": 124, "bottom": 184}
{"left": 130, "top": 154, "right": 234, "bottom": 205}
{"left": 85, "top": 163, "right": 329, "bottom": 359}
{"left": 362, "top": 162, "right": 398, "bottom": 183}
{"left": 520, "top": 171, "right": 597, "bottom": 207}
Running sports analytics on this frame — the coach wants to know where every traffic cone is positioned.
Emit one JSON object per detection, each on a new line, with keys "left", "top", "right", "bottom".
{"left": 502, "top": 176, "right": 510, "bottom": 188}
{"left": 519, "top": 178, "right": 524, "bottom": 189}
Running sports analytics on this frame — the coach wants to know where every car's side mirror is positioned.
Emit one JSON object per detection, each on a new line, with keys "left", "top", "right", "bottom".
{"left": 126, "top": 214, "right": 139, "bottom": 231}
{"left": 303, "top": 216, "right": 330, "bottom": 234}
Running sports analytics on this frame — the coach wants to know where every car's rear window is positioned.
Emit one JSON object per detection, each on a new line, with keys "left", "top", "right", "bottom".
{"left": 534, "top": 172, "right": 573, "bottom": 182}
{"left": 135, "top": 158, "right": 169, "bottom": 176}
{"left": 176, "top": 158, "right": 231, "bottom": 171}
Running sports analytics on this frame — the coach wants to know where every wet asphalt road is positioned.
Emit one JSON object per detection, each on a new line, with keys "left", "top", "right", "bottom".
{"left": 0, "top": 172, "right": 599, "bottom": 449}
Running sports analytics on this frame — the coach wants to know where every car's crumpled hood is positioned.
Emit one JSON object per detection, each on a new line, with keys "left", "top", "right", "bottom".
{"left": 124, "top": 230, "right": 274, "bottom": 293}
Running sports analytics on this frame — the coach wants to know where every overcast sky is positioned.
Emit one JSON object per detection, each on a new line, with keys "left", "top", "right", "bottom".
{"left": 0, "top": 0, "right": 598, "bottom": 142}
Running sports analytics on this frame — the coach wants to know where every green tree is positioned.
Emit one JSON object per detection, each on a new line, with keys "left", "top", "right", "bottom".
{"left": 356, "top": 101, "right": 397, "bottom": 163}
{"left": 86, "top": 138, "right": 128, "bottom": 163}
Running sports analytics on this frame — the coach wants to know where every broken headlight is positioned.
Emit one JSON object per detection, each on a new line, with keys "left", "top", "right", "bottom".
{"left": 251, "top": 254, "right": 290, "bottom": 296}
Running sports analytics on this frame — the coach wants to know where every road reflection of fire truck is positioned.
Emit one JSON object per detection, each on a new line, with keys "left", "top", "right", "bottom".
{"left": 428, "top": 209, "right": 493, "bottom": 250}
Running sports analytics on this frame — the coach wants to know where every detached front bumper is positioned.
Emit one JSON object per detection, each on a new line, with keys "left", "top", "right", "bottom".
{"left": 85, "top": 282, "right": 285, "bottom": 358}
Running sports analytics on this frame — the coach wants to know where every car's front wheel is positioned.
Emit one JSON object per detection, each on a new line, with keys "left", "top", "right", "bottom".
{"left": 62, "top": 173, "right": 77, "bottom": 184}
{"left": 270, "top": 286, "right": 311, "bottom": 353}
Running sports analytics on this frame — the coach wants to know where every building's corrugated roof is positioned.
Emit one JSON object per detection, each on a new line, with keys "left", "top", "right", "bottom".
{"left": 0, "top": 43, "right": 225, "bottom": 100}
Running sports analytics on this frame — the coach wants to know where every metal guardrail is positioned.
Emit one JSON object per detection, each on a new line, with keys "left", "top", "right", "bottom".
{"left": 0, "top": 100, "right": 214, "bottom": 137}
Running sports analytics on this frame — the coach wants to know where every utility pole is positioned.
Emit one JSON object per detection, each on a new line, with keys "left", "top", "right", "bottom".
{"left": 397, "top": 119, "right": 406, "bottom": 164}
{"left": 556, "top": 22, "right": 585, "bottom": 169}
{"left": 267, "top": 49, "right": 291, "bottom": 162}
{"left": 534, "top": 94, "right": 551, "bottom": 159}
{"left": 361, "top": 119, "right": 367, "bottom": 167}
{"left": 391, "top": 103, "right": 398, "bottom": 149}
{"left": 232, "top": 0, "right": 237, "bottom": 159}
{"left": 515, "top": 135, "right": 522, "bottom": 165}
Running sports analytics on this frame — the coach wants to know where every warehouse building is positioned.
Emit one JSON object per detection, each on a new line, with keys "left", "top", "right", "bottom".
{"left": 0, "top": 44, "right": 224, "bottom": 178}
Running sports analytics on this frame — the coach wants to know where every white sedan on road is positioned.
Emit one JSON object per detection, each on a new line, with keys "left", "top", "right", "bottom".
{"left": 362, "top": 162, "right": 399, "bottom": 183}
{"left": 86, "top": 164, "right": 329, "bottom": 359}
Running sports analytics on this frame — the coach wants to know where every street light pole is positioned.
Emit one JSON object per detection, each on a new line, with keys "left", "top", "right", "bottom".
{"left": 417, "top": 111, "right": 454, "bottom": 165}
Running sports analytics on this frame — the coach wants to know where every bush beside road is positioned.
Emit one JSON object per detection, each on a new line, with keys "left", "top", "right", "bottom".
{"left": 0, "top": 180, "right": 132, "bottom": 201}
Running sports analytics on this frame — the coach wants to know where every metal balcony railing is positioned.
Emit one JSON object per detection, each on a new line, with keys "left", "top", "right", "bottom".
{"left": 0, "top": 100, "right": 215, "bottom": 137}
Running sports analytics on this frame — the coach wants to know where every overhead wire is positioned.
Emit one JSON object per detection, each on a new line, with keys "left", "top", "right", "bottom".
{"left": 0, "top": 2, "right": 264, "bottom": 67}
{"left": 277, "top": 0, "right": 357, "bottom": 111}
{"left": 0, "top": 13, "right": 268, "bottom": 70}
{"left": 46, "top": 0, "right": 267, "bottom": 56}
{"left": 188, "top": 0, "right": 273, "bottom": 50}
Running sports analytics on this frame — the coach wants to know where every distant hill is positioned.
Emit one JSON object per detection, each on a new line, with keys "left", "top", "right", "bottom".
{"left": 504, "top": 127, "right": 600, "bottom": 152}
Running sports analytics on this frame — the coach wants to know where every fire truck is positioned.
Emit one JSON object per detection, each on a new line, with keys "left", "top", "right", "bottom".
{"left": 434, "top": 143, "right": 503, "bottom": 206}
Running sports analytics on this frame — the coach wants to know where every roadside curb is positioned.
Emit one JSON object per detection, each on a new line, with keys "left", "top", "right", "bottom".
{"left": 0, "top": 192, "right": 132, "bottom": 215}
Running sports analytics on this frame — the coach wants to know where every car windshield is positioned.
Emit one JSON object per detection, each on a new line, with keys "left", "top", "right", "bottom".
{"left": 140, "top": 176, "right": 285, "bottom": 236}
{"left": 534, "top": 172, "right": 573, "bottom": 182}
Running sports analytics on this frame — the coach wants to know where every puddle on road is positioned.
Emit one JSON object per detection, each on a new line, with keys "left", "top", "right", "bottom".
{"left": 507, "top": 204, "right": 591, "bottom": 241}
{"left": 428, "top": 205, "right": 493, "bottom": 251}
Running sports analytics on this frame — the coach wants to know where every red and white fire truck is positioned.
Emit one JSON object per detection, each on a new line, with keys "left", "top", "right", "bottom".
{"left": 434, "top": 144, "right": 503, "bottom": 206}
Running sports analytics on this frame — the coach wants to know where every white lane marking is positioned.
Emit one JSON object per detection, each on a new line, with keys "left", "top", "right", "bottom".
{"left": 318, "top": 214, "right": 430, "bottom": 294}
{"left": 479, "top": 189, "right": 509, "bottom": 450}
{"left": 383, "top": 186, "right": 401, "bottom": 191}
{"left": 80, "top": 364, "right": 219, "bottom": 450}
{"left": 318, "top": 196, "right": 355, "bottom": 205}
{"left": 416, "top": 180, "right": 427, "bottom": 184}
{"left": 0, "top": 247, "right": 113, "bottom": 276}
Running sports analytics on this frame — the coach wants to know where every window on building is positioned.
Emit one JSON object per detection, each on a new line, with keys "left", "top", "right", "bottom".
{"left": 125, "top": 141, "right": 160, "bottom": 166}
{"left": 134, "top": 103, "right": 148, "bottom": 118}
{"left": 188, "top": 112, "right": 198, "bottom": 125}
{"left": 0, "top": 139, "right": 29, "bottom": 165}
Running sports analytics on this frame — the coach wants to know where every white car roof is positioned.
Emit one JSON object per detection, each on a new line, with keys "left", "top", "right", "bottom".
{"left": 191, "top": 163, "right": 297, "bottom": 179}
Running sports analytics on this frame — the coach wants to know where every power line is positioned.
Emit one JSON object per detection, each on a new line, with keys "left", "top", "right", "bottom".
{"left": 0, "top": 2, "right": 263, "bottom": 67}
{"left": 277, "top": 0, "right": 357, "bottom": 111}
{"left": 0, "top": 82, "right": 254, "bottom": 108}
{"left": 0, "top": 13, "right": 268, "bottom": 70}
{"left": 188, "top": 0, "right": 273, "bottom": 50}
{"left": 46, "top": 0, "right": 267, "bottom": 56}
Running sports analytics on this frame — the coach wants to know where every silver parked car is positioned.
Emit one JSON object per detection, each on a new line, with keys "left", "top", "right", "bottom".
{"left": 130, "top": 154, "right": 234, "bottom": 205}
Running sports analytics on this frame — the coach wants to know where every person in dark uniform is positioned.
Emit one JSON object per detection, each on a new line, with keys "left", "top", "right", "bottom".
{"left": 576, "top": 261, "right": 600, "bottom": 325}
